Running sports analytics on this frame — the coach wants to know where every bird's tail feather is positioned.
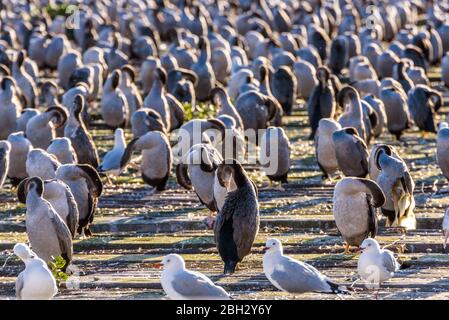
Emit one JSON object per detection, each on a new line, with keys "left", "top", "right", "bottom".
{"left": 327, "top": 280, "right": 351, "bottom": 295}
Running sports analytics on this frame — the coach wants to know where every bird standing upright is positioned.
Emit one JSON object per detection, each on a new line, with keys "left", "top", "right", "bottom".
{"left": 214, "top": 160, "right": 259, "bottom": 274}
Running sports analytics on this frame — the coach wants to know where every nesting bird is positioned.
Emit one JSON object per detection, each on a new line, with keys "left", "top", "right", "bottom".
{"left": 214, "top": 114, "right": 246, "bottom": 163}
{"left": 166, "top": 68, "right": 197, "bottom": 107}
{"left": 328, "top": 35, "right": 348, "bottom": 76}
{"left": 119, "top": 65, "right": 143, "bottom": 117}
{"left": 1, "top": 0, "right": 449, "bottom": 301}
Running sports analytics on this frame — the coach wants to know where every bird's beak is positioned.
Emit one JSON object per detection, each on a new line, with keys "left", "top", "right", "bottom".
{"left": 356, "top": 247, "right": 364, "bottom": 253}
{"left": 152, "top": 263, "right": 163, "bottom": 269}
{"left": 262, "top": 247, "right": 269, "bottom": 253}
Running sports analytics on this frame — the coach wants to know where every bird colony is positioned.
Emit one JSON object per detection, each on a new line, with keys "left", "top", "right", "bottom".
{"left": 0, "top": 0, "right": 449, "bottom": 300}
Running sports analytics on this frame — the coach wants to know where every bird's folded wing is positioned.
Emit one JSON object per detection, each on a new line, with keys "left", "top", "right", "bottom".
{"left": 49, "top": 209, "right": 73, "bottom": 261}
{"left": 381, "top": 250, "right": 398, "bottom": 273}
{"left": 231, "top": 192, "right": 258, "bottom": 258}
{"left": 65, "top": 187, "right": 79, "bottom": 237}
{"left": 270, "top": 257, "right": 328, "bottom": 292}
{"left": 172, "top": 271, "right": 228, "bottom": 299}
{"left": 355, "top": 136, "right": 369, "bottom": 172}
{"left": 214, "top": 193, "right": 237, "bottom": 237}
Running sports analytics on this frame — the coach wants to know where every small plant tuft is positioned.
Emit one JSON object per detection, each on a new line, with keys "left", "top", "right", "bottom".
{"left": 48, "top": 256, "right": 69, "bottom": 285}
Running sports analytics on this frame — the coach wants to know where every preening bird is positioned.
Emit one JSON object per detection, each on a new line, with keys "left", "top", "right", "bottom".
{"left": 333, "top": 177, "right": 385, "bottom": 253}
{"left": 120, "top": 131, "right": 172, "bottom": 191}
{"left": 21, "top": 177, "right": 73, "bottom": 269}
{"left": 374, "top": 145, "right": 416, "bottom": 231}
{"left": 56, "top": 164, "right": 103, "bottom": 236}
{"left": 18, "top": 177, "right": 79, "bottom": 238}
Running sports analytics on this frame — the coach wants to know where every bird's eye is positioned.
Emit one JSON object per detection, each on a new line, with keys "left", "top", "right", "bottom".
{"left": 167, "top": 259, "right": 171, "bottom": 262}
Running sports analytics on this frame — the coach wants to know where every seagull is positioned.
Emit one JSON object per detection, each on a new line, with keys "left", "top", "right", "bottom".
{"left": 263, "top": 238, "right": 348, "bottom": 294}
{"left": 159, "top": 254, "right": 230, "bottom": 300}
{"left": 357, "top": 238, "right": 399, "bottom": 292}
{"left": 97, "top": 128, "right": 126, "bottom": 183}
{"left": 14, "top": 243, "right": 58, "bottom": 300}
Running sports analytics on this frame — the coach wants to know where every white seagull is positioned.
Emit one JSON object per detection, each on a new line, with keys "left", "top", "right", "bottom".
{"left": 14, "top": 243, "right": 58, "bottom": 300}
{"left": 159, "top": 254, "right": 230, "bottom": 300}
{"left": 357, "top": 238, "right": 400, "bottom": 287}
{"left": 263, "top": 238, "right": 347, "bottom": 294}
{"left": 97, "top": 128, "right": 126, "bottom": 180}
